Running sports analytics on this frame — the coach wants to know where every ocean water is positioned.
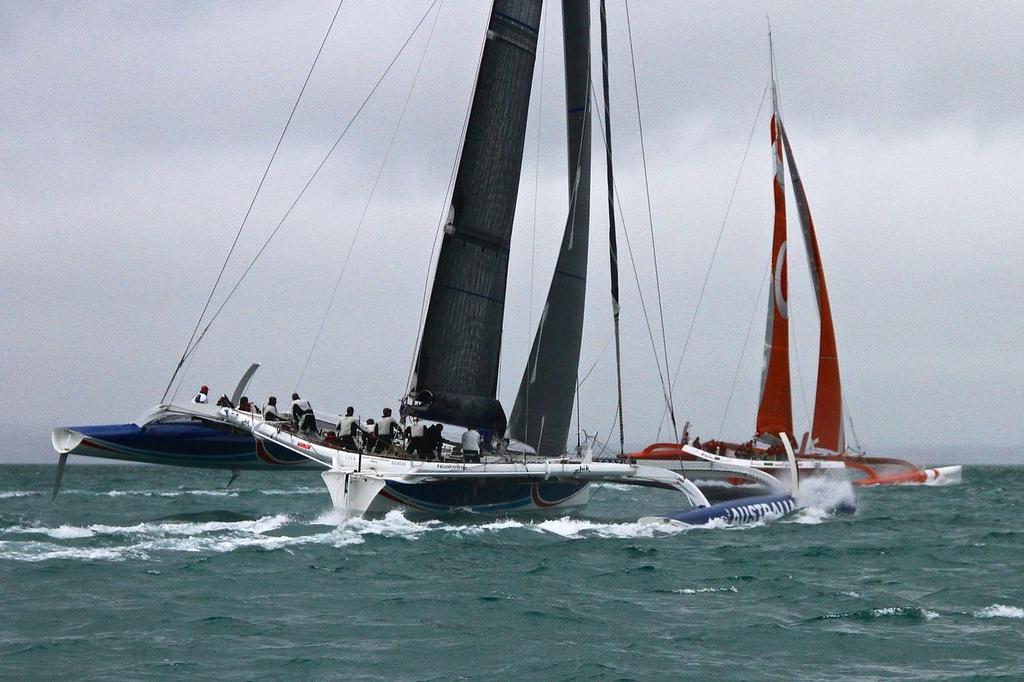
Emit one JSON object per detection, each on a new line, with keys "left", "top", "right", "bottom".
{"left": 1, "top": 464, "right": 1022, "bottom": 680}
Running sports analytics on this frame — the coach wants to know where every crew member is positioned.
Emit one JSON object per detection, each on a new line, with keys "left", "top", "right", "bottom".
{"left": 461, "top": 426, "right": 481, "bottom": 463}
{"left": 374, "top": 408, "right": 400, "bottom": 453}
{"left": 405, "top": 417, "right": 426, "bottom": 456}
{"left": 362, "top": 419, "right": 377, "bottom": 453}
{"left": 291, "top": 393, "right": 317, "bottom": 434}
{"left": 422, "top": 423, "right": 443, "bottom": 460}
{"left": 192, "top": 385, "right": 209, "bottom": 404}
{"left": 264, "top": 396, "right": 283, "bottom": 421}
{"left": 337, "top": 407, "right": 359, "bottom": 450}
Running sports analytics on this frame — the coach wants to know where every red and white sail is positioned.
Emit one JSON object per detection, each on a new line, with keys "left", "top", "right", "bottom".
{"left": 780, "top": 128, "right": 845, "bottom": 453}
{"left": 755, "top": 62, "right": 793, "bottom": 440}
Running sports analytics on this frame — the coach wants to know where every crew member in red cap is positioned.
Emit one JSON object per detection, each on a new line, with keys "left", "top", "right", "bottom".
{"left": 192, "top": 385, "right": 209, "bottom": 404}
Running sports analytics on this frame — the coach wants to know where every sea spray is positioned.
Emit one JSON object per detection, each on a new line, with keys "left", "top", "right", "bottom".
{"left": 793, "top": 474, "right": 857, "bottom": 522}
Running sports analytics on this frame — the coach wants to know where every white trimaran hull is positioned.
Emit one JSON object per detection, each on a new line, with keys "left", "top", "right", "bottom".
{"left": 221, "top": 409, "right": 789, "bottom": 516}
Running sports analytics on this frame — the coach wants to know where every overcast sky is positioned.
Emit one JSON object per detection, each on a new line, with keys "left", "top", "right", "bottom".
{"left": 2, "top": 1, "right": 1022, "bottom": 465}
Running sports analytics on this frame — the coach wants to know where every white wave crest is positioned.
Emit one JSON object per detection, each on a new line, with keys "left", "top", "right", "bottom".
{"left": 0, "top": 491, "right": 38, "bottom": 499}
{"left": 0, "top": 540, "right": 148, "bottom": 562}
{"left": 87, "top": 514, "right": 291, "bottom": 537}
{"left": 313, "top": 509, "right": 523, "bottom": 540}
{"left": 870, "top": 607, "right": 939, "bottom": 620}
{"left": 674, "top": 586, "right": 738, "bottom": 595}
{"left": 10, "top": 524, "right": 74, "bottom": 539}
{"left": 534, "top": 516, "right": 686, "bottom": 539}
{"left": 4, "top": 524, "right": 97, "bottom": 539}
{"left": 258, "top": 487, "right": 326, "bottom": 495}
{"left": 102, "top": 489, "right": 240, "bottom": 498}
{"left": 3, "top": 515, "right": 291, "bottom": 542}
{"left": 0, "top": 514, "right": 364, "bottom": 562}
{"left": 974, "top": 604, "right": 1024, "bottom": 619}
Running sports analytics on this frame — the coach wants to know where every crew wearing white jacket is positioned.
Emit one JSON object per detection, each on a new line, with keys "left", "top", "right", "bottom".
{"left": 374, "top": 408, "right": 400, "bottom": 453}
{"left": 461, "top": 427, "right": 481, "bottom": 462}
{"left": 336, "top": 407, "right": 359, "bottom": 450}
{"left": 290, "top": 393, "right": 316, "bottom": 434}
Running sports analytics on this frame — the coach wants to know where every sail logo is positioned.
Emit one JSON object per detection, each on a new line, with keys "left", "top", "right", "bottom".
{"left": 774, "top": 241, "right": 788, "bottom": 319}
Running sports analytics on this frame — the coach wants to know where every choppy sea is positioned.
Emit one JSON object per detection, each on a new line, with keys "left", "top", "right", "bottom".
{"left": 1, "top": 464, "right": 1022, "bottom": 680}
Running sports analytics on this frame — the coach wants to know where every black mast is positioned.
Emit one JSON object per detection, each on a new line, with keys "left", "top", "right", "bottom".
{"left": 599, "top": 0, "right": 625, "bottom": 457}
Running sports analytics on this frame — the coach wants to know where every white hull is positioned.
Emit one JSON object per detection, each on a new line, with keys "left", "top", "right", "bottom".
{"left": 220, "top": 409, "right": 791, "bottom": 516}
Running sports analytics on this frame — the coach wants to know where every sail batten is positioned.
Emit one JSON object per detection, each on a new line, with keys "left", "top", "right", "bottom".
{"left": 406, "top": 0, "right": 544, "bottom": 432}
{"left": 781, "top": 128, "right": 845, "bottom": 453}
{"left": 755, "top": 56, "right": 794, "bottom": 440}
{"left": 508, "top": 0, "right": 592, "bottom": 455}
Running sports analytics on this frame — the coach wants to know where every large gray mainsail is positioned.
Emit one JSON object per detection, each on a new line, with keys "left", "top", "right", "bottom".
{"left": 507, "top": 1, "right": 592, "bottom": 455}
{"left": 405, "top": 0, "right": 543, "bottom": 432}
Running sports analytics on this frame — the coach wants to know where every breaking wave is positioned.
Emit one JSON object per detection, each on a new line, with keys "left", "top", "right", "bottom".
{"left": 816, "top": 606, "right": 940, "bottom": 621}
{"left": 0, "top": 491, "right": 39, "bottom": 499}
{"left": 672, "top": 586, "right": 738, "bottom": 595}
{"left": 973, "top": 604, "right": 1024, "bottom": 619}
{"left": 0, "top": 513, "right": 359, "bottom": 562}
{"left": 50, "top": 487, "right": 326, "bottom": 498}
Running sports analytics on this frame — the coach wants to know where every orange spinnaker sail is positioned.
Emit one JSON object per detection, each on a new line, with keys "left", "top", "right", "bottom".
{"left": 781, "top": 128, "right": 845, "bottom": 453}
{"left": 755, "top": 95, "right": 793, "bottom": 439}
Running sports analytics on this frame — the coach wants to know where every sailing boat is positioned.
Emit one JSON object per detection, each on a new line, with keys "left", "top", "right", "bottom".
{"left": 632, "top": 33, "right": 961, "bottom": 489}
{"left": 224, "top": 0, "right": 797, "bottom": 516}
{"left": 53, "top": 1, "right": 780, "bottom": 515}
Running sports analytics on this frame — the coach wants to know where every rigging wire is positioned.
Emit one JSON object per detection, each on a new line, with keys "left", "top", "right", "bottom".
{"left": 523, "top": 0, "right": 548, "bottom": 445}
{"left": 718, "top": 261, "right": 770, "bottom": 439}
{"left": 655, "top": 83, "right": 769, "bottom": 439}
{"left": 161, "top": 0, "right": 346, "bottom": 404}
{"left": 404, "top": 5, "right": 493, "bottom": 396}
{"left": 843, "top": 389, "right": 864, "bottom": 452}
{"left": 576, "top": 341, "right": 608, "bottom": 388}
{"left": 588, "top": 76, "right": 673, "bottom": 436}
{"left": 169, "top": 0, "right": 441, "bottom": 388}
{"left": 575, "top": 373, "right": 582, "bottom": 449}
{"left": 294, "top": 0, "right": 444, "bottom": 390}
{"left": 623, "top": 0, "right": 677, "bottom": 441}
